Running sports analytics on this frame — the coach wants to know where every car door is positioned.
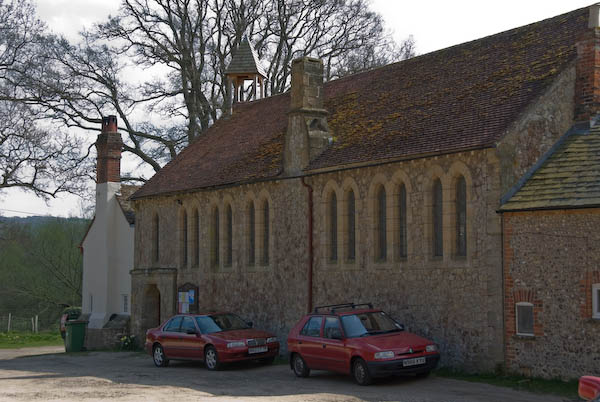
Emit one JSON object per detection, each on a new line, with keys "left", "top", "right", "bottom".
{"left": 178, "top": 316, "right": 203, "bottom": 359}
{"left": 319, "top": 316, "right": 349, "bottom": 373}
{"left": 296, "top": 316, "right": 324, "bottom": 368}
{"left": 160, "top": 316, "right": 183, "bottom": 358}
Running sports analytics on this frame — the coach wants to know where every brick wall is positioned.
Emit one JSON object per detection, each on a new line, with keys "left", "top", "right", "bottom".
{"left": 503, "top": 209, "right": 600, "bottom": 379}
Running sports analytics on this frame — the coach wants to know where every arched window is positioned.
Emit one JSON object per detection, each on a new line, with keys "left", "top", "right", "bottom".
{"left": 456, "top": 176, "right": 467, "bottom": 256}
{"left": 398, "top": 184, "right": 407, "bottom": 259}
{"left": 433, "top": 179, "right": 443, "bottom": 257}
{"left": 376, "top": 186, "right": 387, "bottom": 261}
{"left": 329, "top": 192, "right": 338, "bottom": 262}
{"left": 211, "top": 207, "right": 219, "bottom": 267}
{"left": 181, "top": 210, "right": 188, "bottom": 267}
{"left": 152, "top": 213, "right": 159, "bottom": 263}
{"left": 225, "top": 204, "right": 233, "bottom": 267}
{"left": 248, "top": 201, "right": 255, "bottom": 265}
{"left": 346, "top": 190, "right": 356, "bottom": 262}
{"left": 192, "top": 208, "right": 199, "bottom": 267}
{"left": 262, "top": 200, "right": 270, "bottom": 265}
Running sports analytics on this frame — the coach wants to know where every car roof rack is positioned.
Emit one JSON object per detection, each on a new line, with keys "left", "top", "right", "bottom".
{"left": 313, "top": 302, "right": 374, "bottom": 314}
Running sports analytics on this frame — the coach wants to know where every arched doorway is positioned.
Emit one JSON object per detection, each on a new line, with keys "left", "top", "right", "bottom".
{"left": 142, "top": 284, "right": 161, "bottom": 331}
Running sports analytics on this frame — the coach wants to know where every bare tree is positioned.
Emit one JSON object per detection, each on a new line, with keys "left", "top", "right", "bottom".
{"left": 0, "top": 0, "right": 90, "bottom": 198}
{"left": 13, "top": 0, "right": 416, "bottom": 181}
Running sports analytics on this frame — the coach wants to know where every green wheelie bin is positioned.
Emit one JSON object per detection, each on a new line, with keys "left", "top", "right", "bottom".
{"left": 65, "top": 320, "right": 88, "bottom": 352}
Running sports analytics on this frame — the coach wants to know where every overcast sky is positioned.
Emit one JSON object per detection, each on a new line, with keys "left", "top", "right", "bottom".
{"left": 0, "top": 0, "right": 593, "bottom": 217}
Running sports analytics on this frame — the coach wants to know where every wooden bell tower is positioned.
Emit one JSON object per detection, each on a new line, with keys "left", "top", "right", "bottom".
{"left": 225, "top": 35, "right": 267, "bottom": 104}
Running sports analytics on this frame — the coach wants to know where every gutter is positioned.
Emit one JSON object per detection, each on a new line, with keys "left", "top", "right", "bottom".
{"left": 300, "top": 177, "right": 314, "bottom": 314}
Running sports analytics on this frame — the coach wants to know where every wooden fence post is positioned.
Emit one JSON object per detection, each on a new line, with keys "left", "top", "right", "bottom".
{"left": 31, "top": 317, "right": 34, "bottom": 332}
{"left": 7, "top": 313, "right": 11, "bottom": 332}
{"left": 35, "top": 315, "right": 38, "bottom": 333}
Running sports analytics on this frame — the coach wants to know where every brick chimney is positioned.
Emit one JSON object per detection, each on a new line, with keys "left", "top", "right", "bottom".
{"left": 284, "top": 57, "right": 331, "bottom": 175}
{"left": 575, "top": 4, "right": 600, "bottom": 122}
{"left": 95, "top": 115, "right": 123, "bottom": 183}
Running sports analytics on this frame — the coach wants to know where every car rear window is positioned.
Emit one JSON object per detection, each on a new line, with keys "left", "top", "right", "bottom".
{"left": 300, "top": 316, "right": 323, "bottom": 337}
{"left": 164, "top": 316, "right": 183, "bottom": 332}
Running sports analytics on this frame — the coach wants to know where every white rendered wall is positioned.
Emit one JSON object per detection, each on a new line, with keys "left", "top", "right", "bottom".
{"left": 81, "top": 182, "right": 133, "bottom": 328}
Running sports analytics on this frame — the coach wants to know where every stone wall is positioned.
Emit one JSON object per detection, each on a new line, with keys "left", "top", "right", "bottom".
{"left": 497, "top": 65, "right": 576, "bottom": 195}
{"left": 503, "top": 209, "right": 600, "bottom": 379}
{"left": 84, "top": 328, "right": 127, "bottom": 350}
{"left": 132, "top": 149, "right": 506, "bottom": 371}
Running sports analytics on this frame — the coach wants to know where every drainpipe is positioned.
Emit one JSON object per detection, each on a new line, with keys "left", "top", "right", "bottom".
{"left": 301, "top": 177, "right": 314, "bottom": 313}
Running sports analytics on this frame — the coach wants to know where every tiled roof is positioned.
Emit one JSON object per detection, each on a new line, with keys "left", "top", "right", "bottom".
{"left": 132, "top": 6, "right": 588, "bottom": 200}
{"left": 116, "top": 185, "right": 141, "bottom": 224}
{"left": 225, "top": 36, "right": 267, "bottom": 78}
{"left": 500, "top": 125, "right": 600, "bottom": 211}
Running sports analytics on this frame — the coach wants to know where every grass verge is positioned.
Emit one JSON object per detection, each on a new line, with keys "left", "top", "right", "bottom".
{"left": 434, "top": 368, "right": 579, "bottom": 399}
{"left": 0, "top": 331, "right": 64, "bottom": 349}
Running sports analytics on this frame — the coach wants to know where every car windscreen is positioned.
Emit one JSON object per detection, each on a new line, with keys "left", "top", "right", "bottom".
{"left": 195, "top": 314, "right": 249, "bottom": 334}
{"left": 340, "top": 311, "right": 403, "bottom": 338}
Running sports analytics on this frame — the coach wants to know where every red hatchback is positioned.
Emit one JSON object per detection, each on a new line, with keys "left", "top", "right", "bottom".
{"left": 145, "top": 312, "right": 279, "bottom": 370}
{"left": 287, "top": 303, "right": 440, "bottom": 385}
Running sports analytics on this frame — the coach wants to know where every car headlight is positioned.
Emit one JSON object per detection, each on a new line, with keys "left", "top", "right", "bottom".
{"left": 266, "top": 337, "right": 278, "bottom": 343}
{"left": 426, "top": 344, "right": 438, "bottom": 352}
{"left": 227, "top": 341, "right": 246, "bottom": 348}
{"left": 374, "top": 351, "right": 395, "bottom": 359}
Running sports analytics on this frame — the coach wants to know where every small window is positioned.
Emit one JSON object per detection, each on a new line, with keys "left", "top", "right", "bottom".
{"left": 153, "top": 214, "right": 160, "bottom": 262}
{"left": 262, "top": 200, "right": 270, "bottom": 265}
{"left": 211, "top": 207, "right": 219, "bottom": 266}
{"left": 398, "top": 183, "right": 407, "bottom": 258}
{"left": 300, "top": 316, "right": 323, "bottom": 337}
{"left": 193, "top": 209, "right": 200, "bottom": 267}
{"left": 329, "top": 192, "right": 338, "bottom": 262}
{"left": 181, "top": 317, "right": 197, "bottom": 334}
{"left": 593, "top": 284, "right": 600, "bottom": 320}
{"left": 346, "top": 190, "right": 356, "bottom": 261}
{"left": 248, "top": 202, "right": 255, "bottom": 265}
{"left": 516, "top": 302, "right": 534, "bottom": 336}
{"left": 376, "top": 186, "right": 387, "bottom": 261}
{"left": 433, "top": 179, "right": 443, "bottom": 257}
{"left": 181, "top": 210, "right": 188, "bottom": 267}
{"left": 456, "top": 176, "right": 467, "bottom": 256}
{"left": 164, "top": 316, "right": 183, "bottom": 332}
{"left": 225, "top": 204, "right": 233, "bottom": 267}
{"left": 324, "top": 316, "right": 343, "bottom": 339}
{"left": 122, "top": 294, "right": 128, "bottom": 314}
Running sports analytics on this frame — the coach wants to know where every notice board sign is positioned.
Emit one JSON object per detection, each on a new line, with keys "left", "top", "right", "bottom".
{"left": 177, "top": 282, "right": 199, "bottom": 314}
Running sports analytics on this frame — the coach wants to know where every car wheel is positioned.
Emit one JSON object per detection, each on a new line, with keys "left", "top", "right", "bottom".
{"left": 292, "top": 353, "right": 310, "bottom": 378}
{"left": 153, "top": 344, "right": 169, "bottom": 367}
{"left": 352, "top": 358, "right": 373, "bottom": 386}
{"left": 204, "top": 346, "right": 221, "bottom": 371}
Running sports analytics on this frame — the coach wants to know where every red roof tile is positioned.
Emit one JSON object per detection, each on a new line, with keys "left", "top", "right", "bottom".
{"left": 132, "top": 6, "right": 588, "bottom": 199}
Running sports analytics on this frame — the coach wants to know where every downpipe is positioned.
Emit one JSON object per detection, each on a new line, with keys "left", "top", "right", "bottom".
{"left": 301, "top": 177, "right": 314, "bottom": 313}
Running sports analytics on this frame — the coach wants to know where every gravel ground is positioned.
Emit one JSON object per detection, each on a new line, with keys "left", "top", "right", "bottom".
{"left": 0, "top": 346, "right": 575, "bottom": 402}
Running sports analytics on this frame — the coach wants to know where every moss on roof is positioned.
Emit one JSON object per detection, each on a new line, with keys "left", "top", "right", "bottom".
{"left": 133, "top": 6, "right": 589, "bottom": 200}
{"left": 500, "top": 125, "right": 600, "bottom": 211}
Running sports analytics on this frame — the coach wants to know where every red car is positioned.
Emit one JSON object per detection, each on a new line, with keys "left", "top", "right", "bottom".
{"left": 287, "top": 303, "right": 440, "bottom": 385}
{"left": 580, "top": 376, "right": 600, "bottom": 401}
{"left": 145, "top": 312, "right": 279, "bottom": 370}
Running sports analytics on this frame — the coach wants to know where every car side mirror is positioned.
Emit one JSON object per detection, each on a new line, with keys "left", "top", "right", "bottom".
{"left": 247, "top": 321, "right": 253, "bottom": 328}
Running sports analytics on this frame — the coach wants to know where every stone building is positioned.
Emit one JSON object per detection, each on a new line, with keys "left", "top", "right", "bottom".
{"left": 499, "top": 122, "right": 600, "bottom": 379}
{"left": 128, "top": 5, "right": 598, "bottom": 374}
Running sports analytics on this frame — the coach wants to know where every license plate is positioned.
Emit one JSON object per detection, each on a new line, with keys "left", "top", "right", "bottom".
{"left": 402, "top": 357, "right": 426, "bottom": 367}
{"left": 248, "top": 346, "right": 268, "bottom": 354}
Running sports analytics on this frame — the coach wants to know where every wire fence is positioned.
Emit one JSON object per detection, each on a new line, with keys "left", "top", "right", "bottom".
{"left": 0, "top": 314, "right": 42, "bottom": 332}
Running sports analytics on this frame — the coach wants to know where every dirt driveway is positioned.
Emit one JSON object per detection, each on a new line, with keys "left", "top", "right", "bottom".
{"left": 0, "top": 346, "right": 574, "bottom": 402}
